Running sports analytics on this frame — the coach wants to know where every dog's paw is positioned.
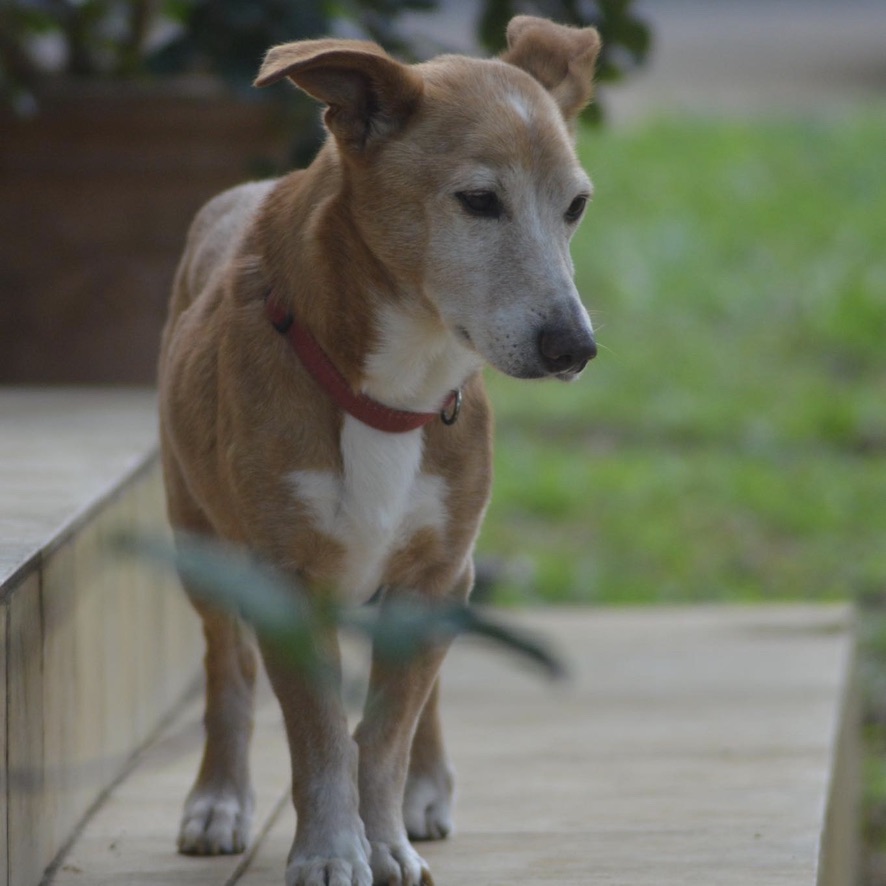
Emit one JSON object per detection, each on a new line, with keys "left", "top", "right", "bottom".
{"left": 177, "top": 784, "right": 254, "bottom": 855}
{"left": 403, "top": 764, "right": 454, "bottom": 841}
{"left": 285, "top": 826, "right": 373, "bottom": 886}
{"left": 285, "top": 857, "right": 373, "bottom": 886}
{"left": 370, "top": 839, "right": 433, "bottom": 886}
{"left": 285, "top": 832, "right": 373, "bottom": 886}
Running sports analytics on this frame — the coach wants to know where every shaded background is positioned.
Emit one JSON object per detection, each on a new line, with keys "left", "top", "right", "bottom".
{"left": 0, "top": 0, "right": 651, "bottom": 382}
{"left": 2, "top": 0, "right": 883, "bottom": 383}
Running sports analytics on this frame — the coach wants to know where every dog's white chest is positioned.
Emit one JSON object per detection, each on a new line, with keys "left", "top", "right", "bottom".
{"left": 288, "top": 416, "right": 447, "bottom": 602}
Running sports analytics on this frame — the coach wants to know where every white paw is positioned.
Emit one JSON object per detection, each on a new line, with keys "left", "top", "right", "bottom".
{"left": 286, "top": 830, "right": 373, "bottom": 886}
{"left": 177, "top": 785, "right": 254, "bottom": 855}
{"left": 370, "top": 839, "right": 433, "bottom": 886}
{"left": 403, "top": 765, "right": 454, "bottom": 841}
{"left": 285, "top": 857, "right": 373, "bottom": 886}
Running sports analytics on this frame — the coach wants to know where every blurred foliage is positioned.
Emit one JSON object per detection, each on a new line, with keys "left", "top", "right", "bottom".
{"left": 145, "top": 0, "right": 439, "bottom": 93}
{"left": 478, "top": 0, "right": 650, "bottom": 121}
{"left": 113, "top": 530, "right": 566, "bottom": 682}
{"left": 1, "top": 0, "right": 650, "bottom": 119}
{"left": 0, "top": 0, "right": 430, "bottom": 112}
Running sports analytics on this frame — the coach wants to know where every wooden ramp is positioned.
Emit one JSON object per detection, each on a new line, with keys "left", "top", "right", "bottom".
{"left": 47, "top": 606, "right": 856, "bottom": 886}
{"left": 0, "top": 389, "right": 858, "bottom": 886}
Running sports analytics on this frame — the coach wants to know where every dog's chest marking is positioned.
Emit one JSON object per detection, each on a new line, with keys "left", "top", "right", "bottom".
{"left": 363, "top": 303, "right": 483, "bottom": 412}
{"left": 288, "top": 302, "right": 480, "bottom": 601}
{"left": 288, "top": 416, "right": 447, "bottom": 602}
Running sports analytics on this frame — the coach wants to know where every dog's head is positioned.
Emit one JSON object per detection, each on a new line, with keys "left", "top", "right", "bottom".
{"left": 256, "top": 16, "right": 600, "bottom": 381}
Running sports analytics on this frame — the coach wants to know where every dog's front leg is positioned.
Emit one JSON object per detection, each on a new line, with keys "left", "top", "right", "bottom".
{"left": 260, "top": 629, "right": 372, "bottom": 886}
{"left": 355, "top": 646, "right": 443, "bottom": 886}
{"left": 355, "top": 575, "right": 471, "bottom": 886}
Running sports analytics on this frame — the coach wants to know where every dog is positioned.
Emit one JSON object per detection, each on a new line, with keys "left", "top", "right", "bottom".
{"left": 158, "top": 15, "right": 600, "bottom": 886}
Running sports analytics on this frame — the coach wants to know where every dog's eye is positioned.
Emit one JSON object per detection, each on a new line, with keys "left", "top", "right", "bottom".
{"left": 456, "top": 191, "right": 503, "bottom": 219}
{"left": 565, "top": 195, "right": 588, "bottom": 223}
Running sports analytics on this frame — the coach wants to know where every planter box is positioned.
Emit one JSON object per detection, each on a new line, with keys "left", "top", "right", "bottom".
{"left": 0, "top": 82, "right": 293, "bottom": 383}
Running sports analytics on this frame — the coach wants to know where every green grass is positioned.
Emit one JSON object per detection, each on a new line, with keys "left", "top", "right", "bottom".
{"left": 477, "top": 110, "right": 886, "bottom": 607}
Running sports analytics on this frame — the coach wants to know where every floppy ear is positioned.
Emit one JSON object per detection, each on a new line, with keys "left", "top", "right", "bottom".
{"left": 501, "top": 16, "right": 601, "bottom": 123}
{"left": 254, "top": 38, "right": 423, "bottom": 152}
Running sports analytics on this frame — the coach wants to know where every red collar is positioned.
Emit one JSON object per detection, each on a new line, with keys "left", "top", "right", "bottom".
{"left": 265, "top": 293, "right": 461, "bottom": 434}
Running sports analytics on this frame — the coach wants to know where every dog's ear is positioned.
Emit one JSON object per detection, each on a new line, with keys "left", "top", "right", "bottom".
{"left": 501, "top": 16, "right": 601, "bottom": 123}
{"left": 254, "top": 39, "right": 423, "bottom": 153}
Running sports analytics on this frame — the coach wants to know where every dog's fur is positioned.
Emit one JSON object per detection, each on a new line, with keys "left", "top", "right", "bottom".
{"left": 158, "top": 16, "right": 600, "bottom": 886}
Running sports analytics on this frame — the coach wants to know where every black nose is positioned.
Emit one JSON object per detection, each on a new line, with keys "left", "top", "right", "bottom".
{"left": 538, "top": 327, "right": 598, "bottom": 375}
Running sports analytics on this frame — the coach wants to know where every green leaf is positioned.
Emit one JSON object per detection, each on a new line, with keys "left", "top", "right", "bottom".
{"left": 111, "top": 531, "right": 565, "bottom": 681}
{"left": 111, "top": 531, "right": 329, "bottom": 678}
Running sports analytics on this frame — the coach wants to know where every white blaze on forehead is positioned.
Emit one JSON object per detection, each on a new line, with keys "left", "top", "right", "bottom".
{"left": 506, "top": 89, "right": 534, "bottom": 124}
{"left": 288, "top": 417, "right": 448, "bottom": 603}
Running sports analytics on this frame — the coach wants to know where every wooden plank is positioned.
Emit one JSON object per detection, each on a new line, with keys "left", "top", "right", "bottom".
{"left": 43, "top": 605, "right": 855, "bottom": 886}
{"left": 7, "top": 572, "right": 48, "bottom": 886}
{"left": 89, "top": 498, "right": 136, "bottom": 780}
{"left": 817, "top": 649, "right": 861, "bottom": 886}
{"left": 121, "top": 476, "right": 157, "bottom": 747}
{"left": 49, "top": 695, "right": 218, "bottom": 886}
{"left": 0, "top": 389, "right": 208, "bottom": 884}
{"left": 42, "top": 537, "right": 88, "bottom": 864}
{"left": 121, "top": 467, "right": 201, "bottom": 740}
{"left": 150, "top": 466, "right": 203, "bottom": 713}
{"left": 50, "top": 675, "right": 290, "bottom": 886}
{"left": 241, "top": 606, "right": 855, "bottom": 886}
{"left": 37, "top": 467, "right": 203, "bottom": 879}
{"left": 0, "top": 388, "right": 158, "bottom": 590}
{"left": 129, "top": 470, "right": 177, "bottom": 734}
{"left": 1, "top": 600, "right": 8, "bottom": 886}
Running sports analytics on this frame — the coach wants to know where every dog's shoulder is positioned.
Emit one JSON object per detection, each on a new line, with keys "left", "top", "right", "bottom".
{"left": 183, "top": 181, "right": 277, "bottom": 294}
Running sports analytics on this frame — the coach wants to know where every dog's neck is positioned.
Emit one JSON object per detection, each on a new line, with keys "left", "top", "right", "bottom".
{"left": 361, "top": 300, "right": 483, "bottom": 413}
{"left": 256, "top": 149, "right": 372, "bottom": 387}
{"left": 256, "top": 146, "right": 484, "bottom": 415}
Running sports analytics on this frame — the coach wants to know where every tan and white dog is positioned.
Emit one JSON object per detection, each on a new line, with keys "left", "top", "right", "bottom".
{"left": 158, "top": 15, "right": 600, "bottom": 886}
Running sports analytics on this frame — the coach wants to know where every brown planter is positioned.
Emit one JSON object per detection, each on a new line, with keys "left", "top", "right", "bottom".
{"left": 0, "top": 81, "right": 292, "bottom": 383}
